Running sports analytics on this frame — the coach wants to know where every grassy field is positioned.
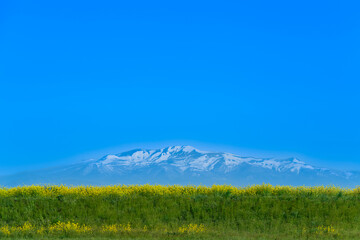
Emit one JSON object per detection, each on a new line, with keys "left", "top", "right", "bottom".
{"left": 1, "top": 184, "right": 360, "bottom": 239}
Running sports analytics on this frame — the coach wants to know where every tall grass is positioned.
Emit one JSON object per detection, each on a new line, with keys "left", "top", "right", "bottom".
{"left": 0, "top": 184, "right": 360, "bottom": 239}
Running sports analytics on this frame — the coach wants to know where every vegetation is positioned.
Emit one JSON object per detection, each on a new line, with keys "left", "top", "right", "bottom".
{"left": 1, "top": 184, "right": 360, "bottom": 239}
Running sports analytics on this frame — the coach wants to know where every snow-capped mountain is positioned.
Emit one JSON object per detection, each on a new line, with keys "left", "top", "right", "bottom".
{"left": 83, "top": 146, "right": 316, "bottom": 174}
{"left": 1, "top": 146, "right": 358, "bottom": 187}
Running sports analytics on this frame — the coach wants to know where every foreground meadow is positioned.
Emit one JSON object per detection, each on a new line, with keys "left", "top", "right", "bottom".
{"left": 1, "top": 184, "right": 360, "bottom": 239}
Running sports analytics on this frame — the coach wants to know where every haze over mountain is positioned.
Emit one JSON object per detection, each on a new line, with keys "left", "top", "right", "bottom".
{"left": 1, "top": 146, "right": 358, "bottom": 187}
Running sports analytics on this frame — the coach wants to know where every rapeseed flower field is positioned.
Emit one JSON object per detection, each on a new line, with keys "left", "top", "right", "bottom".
{"left": 0, "top": 184, "right": 359, "bottom": 239}
{"left": 0, "top": 184, "right": 355, "bottom": 197}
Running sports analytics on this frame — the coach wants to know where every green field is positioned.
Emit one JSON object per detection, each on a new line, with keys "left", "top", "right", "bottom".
{"left": 1, "top": 184, "right": 360, "bottom": 239}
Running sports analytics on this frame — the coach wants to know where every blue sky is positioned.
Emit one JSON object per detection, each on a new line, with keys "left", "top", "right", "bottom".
{"left": 1, "top": 0, "right": 359, "bottom": 174}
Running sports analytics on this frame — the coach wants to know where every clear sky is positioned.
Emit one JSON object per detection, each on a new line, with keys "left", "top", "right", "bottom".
{"left": 1, "top": 0, "right": 359, "bottom": 174}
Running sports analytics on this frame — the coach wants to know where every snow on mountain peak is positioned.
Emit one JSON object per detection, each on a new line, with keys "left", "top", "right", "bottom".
{"left": 181, "top": 145, "right": 197, "bottom": 152}
{"left": 102, "top": 154, "right": 120, "bottom": 164}
{"left": 163, "top": 145, "right": 202, "bottom": 153}
{"left": 3, "top": 145, "right": 356, "bottom": 187}
{"left": 91, "top": 146, "right": 317, "bottom": 174}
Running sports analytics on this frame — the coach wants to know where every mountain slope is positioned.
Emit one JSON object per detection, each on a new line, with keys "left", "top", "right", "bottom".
{"left": 1, "top": 146, "right": 358, "bottom": 187}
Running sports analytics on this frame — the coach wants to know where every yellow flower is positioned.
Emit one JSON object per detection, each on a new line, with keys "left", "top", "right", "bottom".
{"left": 178, "top": 224, "right": 205, "bottom": 233}
{"left": 0, "top": 226, "right": 11, "bottom": 236}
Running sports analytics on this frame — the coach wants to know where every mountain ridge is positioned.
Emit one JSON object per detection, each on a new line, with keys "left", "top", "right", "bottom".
{"left": 1, "top": 145, "right": 358, "bottom": 187}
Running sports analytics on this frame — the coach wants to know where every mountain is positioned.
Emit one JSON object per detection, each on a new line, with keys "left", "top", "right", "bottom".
{"left": 1, "top": 146, "right": 358, "bottom": 187}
